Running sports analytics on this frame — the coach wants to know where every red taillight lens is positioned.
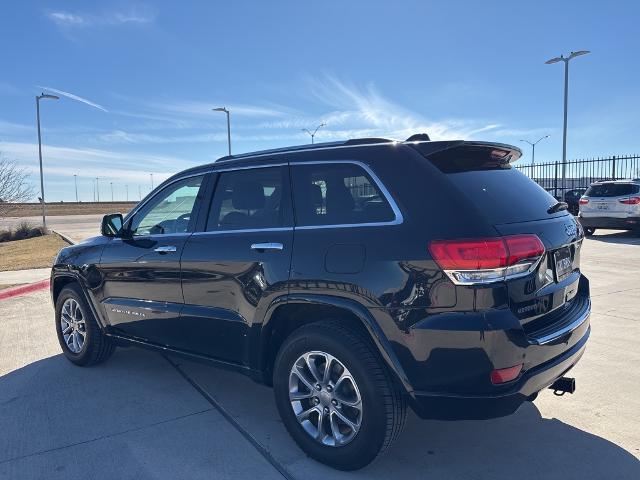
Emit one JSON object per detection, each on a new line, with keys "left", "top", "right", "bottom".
{"left": 578, "top": 197, "right": 589, "bottom": 205}
{"left": 490, "top": 364, "right": 523, "bottom": 384}
{"left": 429, "top": 235, "right": 545, "bottom": 285}
{"left": 619, "top": 197, "right": 640, "bottom": 205}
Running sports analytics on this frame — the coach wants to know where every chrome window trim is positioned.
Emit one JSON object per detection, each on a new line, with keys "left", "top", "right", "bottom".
{"left": 291, "top": 160, "right": 404, "bottom": 229}
{"left": 192, "top": 227, "right": 294, "bottom": 236}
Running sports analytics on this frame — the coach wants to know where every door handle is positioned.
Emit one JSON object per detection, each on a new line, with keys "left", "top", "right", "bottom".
{"left": 251, "top": 242, "right": 284, "bottom": 252}
{"left": 154, "top": 245, "right": 177, "bottom": 254}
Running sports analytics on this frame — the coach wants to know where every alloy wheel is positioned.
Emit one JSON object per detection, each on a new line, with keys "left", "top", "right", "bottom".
{"left": 288, "top": 351, "right": 363, "bottom": 447}
{"left": 60, "top": 298, "right": 87, "bottom": 354}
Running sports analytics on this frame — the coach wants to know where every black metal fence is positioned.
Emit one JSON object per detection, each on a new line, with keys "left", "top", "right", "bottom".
{"left": 515, "top": 155, "right": 640, "bottom": 197}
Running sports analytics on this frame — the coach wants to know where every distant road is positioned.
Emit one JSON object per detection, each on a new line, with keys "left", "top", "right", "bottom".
{"left": 0, "top": 214, "right": 103, "bottom": 243}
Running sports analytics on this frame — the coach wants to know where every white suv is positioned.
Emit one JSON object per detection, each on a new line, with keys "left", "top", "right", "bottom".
{"left": 578, "top": 180, "right": 640, "bottom": 235}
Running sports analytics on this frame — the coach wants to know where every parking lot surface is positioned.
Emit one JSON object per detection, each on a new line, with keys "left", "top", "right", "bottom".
{"left": 1, "top": 230, "right": 639, "bottom": 479}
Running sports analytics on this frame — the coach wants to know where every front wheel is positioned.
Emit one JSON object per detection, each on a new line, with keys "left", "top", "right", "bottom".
{"left": 55, "top": 283, "right": 115, "bottom": 366}
{"left": 273, "top": 320, "right": 406, "bottom": 470}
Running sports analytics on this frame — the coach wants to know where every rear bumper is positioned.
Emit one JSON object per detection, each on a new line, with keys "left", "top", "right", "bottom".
{"left": 578, "top": 215, "right": 640, "bottom": 230}
{"left": 410, "top": 326, "right": 589, "bottom": 420}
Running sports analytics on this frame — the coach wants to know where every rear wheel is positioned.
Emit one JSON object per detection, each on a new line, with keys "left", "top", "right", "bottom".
{"left": 55, "top": 283, "right": 115, "bottom": 366}
{"left": 584, "top": 227, "right": 596, "bottom": 236}
{"left": 273, "top": 320, "right": 406, "bottom": 470}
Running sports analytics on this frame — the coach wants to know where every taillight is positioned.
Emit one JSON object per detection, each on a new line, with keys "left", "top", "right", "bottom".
{"left": 429, "top": 235, "right": 545, "bottom": 285}
{"left": 578, "top": 197, "right": 589, "bottom": 205}
{"left": 619, "top": 197, "right": 640, "bottom": 205}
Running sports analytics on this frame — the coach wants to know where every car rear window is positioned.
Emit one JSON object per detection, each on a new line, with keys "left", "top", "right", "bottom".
{"left": 291, "top": 163, "right": 395, "bottom": 226}
{"left": 585, "top": 183, "right": 639, "bottom": 197}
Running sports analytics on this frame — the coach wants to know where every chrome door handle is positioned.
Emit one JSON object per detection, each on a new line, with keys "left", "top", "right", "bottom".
{"left": 154, "top": 245, "right": 177, "bottom": 253}
{"left": 251, "top": 242, "right": 284, "bottom": 252}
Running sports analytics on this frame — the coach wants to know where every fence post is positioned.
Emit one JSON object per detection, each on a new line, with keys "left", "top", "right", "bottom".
{"left": 554, "top": 161, "right": 559, "bottom": 198}
{"left": 612, "top": 155, "right": 616, "bottom": 179}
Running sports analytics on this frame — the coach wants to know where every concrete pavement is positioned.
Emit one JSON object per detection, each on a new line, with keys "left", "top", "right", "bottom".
{"left": 0, "top": 230, "right": 638, "bottom": 479}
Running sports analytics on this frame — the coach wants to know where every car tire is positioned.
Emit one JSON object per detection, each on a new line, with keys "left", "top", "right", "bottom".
{"left": 273, "top": 319, "right": 406, "bottom": 471}
{"left": 55, "top": 283, "right": 115, "bottom": 366}
{"left": 584, "top": 227, "right": 596, "bottom": 236}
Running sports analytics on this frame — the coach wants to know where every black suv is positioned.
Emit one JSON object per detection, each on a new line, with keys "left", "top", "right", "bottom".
{"left": 51, "top": 137, "right": 591, "bottom": 470}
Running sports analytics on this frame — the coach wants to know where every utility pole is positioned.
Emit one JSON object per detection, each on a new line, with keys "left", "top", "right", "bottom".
{"left": 35, "top": 93, "right": 59, "bottom": 229}
{"left": 302, "top": 123, "right": 326, "bottom": 144}
{"left": 545, "top": 50, "right": 590, "bottom": 197}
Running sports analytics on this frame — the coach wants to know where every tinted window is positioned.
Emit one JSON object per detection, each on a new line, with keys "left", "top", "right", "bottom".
{"left": 585, "top": 183, "right": 639, "bottom": 197}
{"left": 291, "top": 163, "right": 395, "bottom": 226}
{"left": 130, "top": 175, "right": 204, "bottom": 236}
{"left": 207, "top": 166, "right": 289, "bottom": 231}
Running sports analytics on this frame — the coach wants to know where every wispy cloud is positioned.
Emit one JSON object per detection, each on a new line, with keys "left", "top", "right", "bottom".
{"left": 46, "top": 7, "right": 155, "bottom": 28}
{"left": 37, "top": 86, "right": 108, "bottom": 112}
{"left": 141, "top": 99, "right": 292, "bottom": 119}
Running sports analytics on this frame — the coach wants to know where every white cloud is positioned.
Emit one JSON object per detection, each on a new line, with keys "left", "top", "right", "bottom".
{"left": 37, "top": 86, "right": 108, "bottom": 112}
{"left": 46, "top": 8, "right": 155, "bottom": 28}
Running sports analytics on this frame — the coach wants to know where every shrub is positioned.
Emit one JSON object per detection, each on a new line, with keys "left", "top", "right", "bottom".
{"left": 0, "top": 222, "right": 47, "bottom": 242}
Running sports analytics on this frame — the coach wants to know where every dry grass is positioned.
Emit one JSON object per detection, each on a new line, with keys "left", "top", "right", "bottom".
{"left": 6, "top": 202, "right": 136, "bottom": 217}
{"left": 0, "top": 234, "right": 71, "bottom": 271}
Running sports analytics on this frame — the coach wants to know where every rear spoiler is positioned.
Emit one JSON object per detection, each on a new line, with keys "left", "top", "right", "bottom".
{"left": 408, "top": 140, "right": 522, "bottom": 173}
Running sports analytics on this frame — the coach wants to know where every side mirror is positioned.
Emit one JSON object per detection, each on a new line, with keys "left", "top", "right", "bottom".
{"left": 101, "top": 213, "right": 124, "bottom": 237}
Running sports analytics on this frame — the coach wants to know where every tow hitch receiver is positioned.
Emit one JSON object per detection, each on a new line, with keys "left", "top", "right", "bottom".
{"left": 549, "top": 377, "right": 576, "bottom": 396}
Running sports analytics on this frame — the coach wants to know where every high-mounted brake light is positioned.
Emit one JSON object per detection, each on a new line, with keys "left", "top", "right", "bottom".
{"left": 579, "top": 197, "right": 589, "bottom": 205}
{"left": 429, "top": 235, "right": 545, "bottom": 285}
{"left": 619, "top": 197, "right": 640, "bottom": 205}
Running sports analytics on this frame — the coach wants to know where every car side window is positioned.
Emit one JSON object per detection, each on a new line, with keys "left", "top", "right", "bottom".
{"left": 129, "top": 175, "right": 204, "bottom": 236}
{"left": 291, "top": 163, "right": 395, "bottom": 226}
{"left": 206, "top": 166, "right": 290, "bottom": 231}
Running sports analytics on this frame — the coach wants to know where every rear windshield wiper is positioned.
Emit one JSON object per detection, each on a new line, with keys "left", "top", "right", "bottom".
{"left": 547, "top": 201, "right": 568, "bottom": 214}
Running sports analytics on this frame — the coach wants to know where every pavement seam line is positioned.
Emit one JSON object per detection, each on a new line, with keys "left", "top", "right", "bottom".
{"left": 163, "top": 354, "right": 295, "bottom": 480}
{"left": 0, "top": 407, "right": 213, "bottom": 465}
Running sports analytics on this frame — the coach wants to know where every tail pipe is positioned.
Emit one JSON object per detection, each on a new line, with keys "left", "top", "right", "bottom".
{"left": 549, "top": 377, "right": 575, "bottom": 396}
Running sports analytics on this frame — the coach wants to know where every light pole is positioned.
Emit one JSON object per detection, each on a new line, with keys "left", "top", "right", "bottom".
{"left": 73, "top": 174, "right": 79, "bottom": 203}
{"left": 519, "top": 135, "right": 550, "bottom": 167}
{"left": 125, "top": 184, "right": 129, "bottom": 201}
{"left": 138, "top": 185, "right": 142, "bottom": 200}
{"left": 110, "top": 181, "right": 114, "bottom": 202}
{"left": 213, "top": 107, "right": 231, "bottom": 156}
{"left": 545, "top": 50, "right": 590, "bottom": 196}
{"left": 35, "top": 93, "right": 59, "bottom": 229}
{"left": 150, "top": 173, "right": 154, "bottom": 190}
{"left": 302, "top": 123, "right": 326, "bottom": 144}
{"left": 96, "top": 177, "right": 100, "bottom": 202}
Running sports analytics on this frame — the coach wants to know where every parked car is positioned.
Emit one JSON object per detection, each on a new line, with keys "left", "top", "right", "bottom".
{"left": 564, "top": 188, "right": 587, "bottom": 215}
{"left": 51, "top": 137, "right": 591, "bottom": 470}
{"left": 578, "top": 179, "right": 640, "bottom": 235}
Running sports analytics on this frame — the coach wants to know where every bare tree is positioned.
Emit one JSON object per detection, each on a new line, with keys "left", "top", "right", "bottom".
{"left": 0, "top": 153, "right": 34, "bottom": 218}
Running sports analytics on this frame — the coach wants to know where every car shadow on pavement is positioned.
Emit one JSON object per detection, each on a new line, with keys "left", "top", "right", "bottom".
{"left": 1, "top": 349, "right": 638, "bottom": 480}
{"left": 586, "top": 231, "right": 640, "bottom": 245}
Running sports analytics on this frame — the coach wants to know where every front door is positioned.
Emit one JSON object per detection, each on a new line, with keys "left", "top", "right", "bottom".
{"left": 98, "top": 174, "right": 206, "bottom": 344}
{"left": 180, "top": 165, "right": 293, "bottom": 365}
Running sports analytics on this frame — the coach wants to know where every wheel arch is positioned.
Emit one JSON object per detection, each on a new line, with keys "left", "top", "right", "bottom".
{"left": 51, "top": 272, "right": 108, "bottom": 330}
{"left": 256, "top": 294, "right": 413, "bottom": 396}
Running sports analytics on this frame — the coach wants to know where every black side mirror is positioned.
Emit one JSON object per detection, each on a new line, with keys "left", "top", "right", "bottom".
{"left": 101, "top": 213, "right": 124, "bottom": 237}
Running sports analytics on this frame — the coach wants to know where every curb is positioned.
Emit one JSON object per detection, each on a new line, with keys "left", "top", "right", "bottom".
{"left": 0, "top": 279, "right": 50, "bottom": 301}
{"left": 51, "top": 230, "right": 76, "bottom": 245}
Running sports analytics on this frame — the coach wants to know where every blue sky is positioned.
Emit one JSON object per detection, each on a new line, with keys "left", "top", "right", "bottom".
{"left": 1, "top": 1, "right": 639, "bottom": 201}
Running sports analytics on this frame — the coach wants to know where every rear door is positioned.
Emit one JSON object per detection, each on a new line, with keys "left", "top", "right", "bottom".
{"left": 179, "top": 164, "right": 293, "bottom": 364}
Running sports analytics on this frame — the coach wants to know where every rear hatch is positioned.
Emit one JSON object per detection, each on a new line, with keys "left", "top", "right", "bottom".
{"left": 412, "top": 141, "right": 585, "bottom": 329}
{"left": 580, "top": 182, "right": 640, "bottom": 218}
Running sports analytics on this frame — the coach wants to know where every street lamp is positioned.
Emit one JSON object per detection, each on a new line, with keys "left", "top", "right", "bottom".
{"left": 302, "top": 123, "right": 326, "bottom": 144}
{"left": 110, "top": 181, "right": 114, "bottom": 202}
{"left": 150, "top": 173, "right": 154, "bottom": 190}
{"left": 73, "top": 174, "right": 79, "bottom": 203}
{"left": 35, "top": 93, "right": 59, "bottom": 229}
{"left": 95, "top": 177, "right": 100, "bottom": 202}
{"left": 519, "top": 135, "right": 550, "bottom": 167}
{"left": 213, "top": 107, "right": 231, "bottom": 156}
{"left": 125, "top": 184, "right": 129, "bottom": 201}
{"left": 545, "top": 50, "right": 590, "bottom": 195}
